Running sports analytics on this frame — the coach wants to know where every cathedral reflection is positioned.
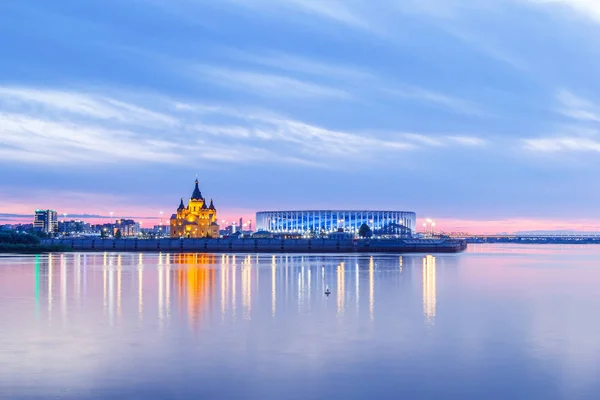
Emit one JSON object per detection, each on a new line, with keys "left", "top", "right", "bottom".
{"left": 422, "top": 255, "right": 437, "bottom": 321}
{"left": 172, "top": 254, "right": 216, "bottom": 326}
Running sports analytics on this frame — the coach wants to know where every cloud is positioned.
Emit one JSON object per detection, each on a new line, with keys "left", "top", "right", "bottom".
{"left": 210, "top": 50, "right": 488, "bottom": 117}
{"left": 0, "top": 113, "right": 182, "bottom": 164}
{"left": 524, "top": 91, "right": 600, "bottom": 154}
{"left": 403, "top": 133, "right": 444, "bottom": 147}
{"left": 180, "top": 104, "right": 417, "bottom": 156}
{"left": 529, "top": 0, "right": 600, "bottom": 22}
{"left": 211, "top": 0, "right": 372, "bottom": 31}
{"left": 194, "top": 66, "right": 351, "bottom": 99}
{"left": 226, "top": 50, "right": 372, "bottom": 80}
{"left": 0, "top": 85, "right": 488, "bottom": 170}
{"left": 523, "top": 137, "right": 600, "bottom": 152}
{"left": 388, "top": 86, "right": 490, "bottom": 117}
{"left": 0, "top": 87, "right": 177, "bottom": 127}
{"left": 285, "top": 0, "right": 371, "bottom": 29}
{"left": 0, "top": 86, "right": 401, "bottom": 167}
{"left": 447, "top": 136, "right": 486, "bottom": 146}
{"left": 556, "top": 90, "right": 600, "bottom": 122}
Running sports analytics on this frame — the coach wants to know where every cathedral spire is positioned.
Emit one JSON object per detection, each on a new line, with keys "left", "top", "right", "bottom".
{"left": 177, "top": 198, "right": 185, "bottom": 211}
{"left": 190, "top": 178, "right": 204, "bottom": 201}
{"left": 209, "top": 199, "right": 215, "bottom": 210}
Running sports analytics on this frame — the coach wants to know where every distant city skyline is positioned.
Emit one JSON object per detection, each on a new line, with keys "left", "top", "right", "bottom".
{"left": 2, "top": 1, "right": 600, "bottom": 233}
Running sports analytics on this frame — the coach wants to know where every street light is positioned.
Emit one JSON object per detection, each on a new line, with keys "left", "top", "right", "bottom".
{"left": 423, "top": 219, "right": 436, "bottom": 237}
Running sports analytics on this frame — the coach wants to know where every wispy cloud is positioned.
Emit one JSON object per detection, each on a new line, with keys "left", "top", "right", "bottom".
{"left": 524, "top": 137, "right": 600, "bottom": 152}
{"left": 181, "top": 104, "right": 416, "bottom": 156}
{"left": 0, "top": 87, "right": 177, "bottom": 127}
{"left": 528, "top": 0, "right": 600, "bottom": 22}
{"left": 0, "top": 113, "right": 183, "bottom": 164}
{"left": 1, "top": 86, "right": 487, "bottom": 169}
{"left": 214, "top": 0, "right": 372, "bottom": 31}
{"left": 194, "top": 66, "right": 351, "bottom": 99}
{"left": 226, "top": 50, "right": 372, "bottom": 80}
{"left": 213, "top": 50, "right": 489, "bottom": 117}
{"left": 388, "top": 86, "right": 490, "bottom": 117}
{"left": 447, "top": 136, "right": 486, "bottom": 146}
{"left": 556, "top": 89, "right": 600, "bottom": 122}
{"left": 524, "top": 90, "right": 600, "bottom": 154}
{"left": 403, "top": 133, "right": 444, "bottom": 147}
{"left": 285, "top": 0, "right": 371, "bottom": 29}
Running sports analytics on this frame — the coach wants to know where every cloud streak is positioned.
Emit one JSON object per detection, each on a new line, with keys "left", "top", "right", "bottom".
{"left": 194, "top": 66, "right": 352, "bottom": 99}
{"left": 529, "top": 0, "right": 600, "bottom": 22}
{"left": 387, "top": 86, "right": 490, "bottom": 117}
{"left": 0, "top": 87, "right": 177, "bottom": 127}
{"left": 0, "top": 86, "right": 485, "bottom": 169}
{"left": 226, "top": 50, "right": 372, "bottom": 80}
{"left": 524, "top": 137, "right": 600, "bottom": 152}
{"left": 557, "top": 90, "right": 600, "bottom": 122}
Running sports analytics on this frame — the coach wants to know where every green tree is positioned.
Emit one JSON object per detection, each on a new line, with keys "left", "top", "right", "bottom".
{"left": 358, "top": 223, "right": 373, "bottom": 238}
{"left": 32, "top": 230, "right": 49, "bottom": 239}
{"left": 115, "top": 229, "right": 122, "bottom": 239}
{"left": 0, "top": 231, "right": 40, "bottom": 245}
{"left": 100, "top": 229, "right": 107, "bottom": 239}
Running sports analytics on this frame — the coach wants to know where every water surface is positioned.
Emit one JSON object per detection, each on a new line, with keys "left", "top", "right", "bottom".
{"left": 1, "top": 245, "right": 600, "bottom": 399}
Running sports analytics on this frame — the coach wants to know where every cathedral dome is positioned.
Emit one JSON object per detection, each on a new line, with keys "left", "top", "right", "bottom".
{"left": 190, "top": 179, "right": 204, "bottom": 201}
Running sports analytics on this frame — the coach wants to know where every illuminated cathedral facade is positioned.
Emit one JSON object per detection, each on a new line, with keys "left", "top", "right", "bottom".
{"left": 170, "top": 179, "right": 220, "bottom": 238}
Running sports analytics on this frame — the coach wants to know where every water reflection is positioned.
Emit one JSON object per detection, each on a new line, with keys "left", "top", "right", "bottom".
{"left": 369, "top": 257, "right": 374, "bottom": 321}
{"left": 14, "top": 253, "right": 445, "bottom": 329}
{"left": 138, "top": 254, "right": 144, "bottom": 322}
{"left": 422, "top": 255, "right": 437, "bottom": 322}
{"left": 5, "top": 248, "right": 600, "bottom": 398}
{"left": 173, "top": 254, "right": 216, "bottom": 326}
{"left": 271, "top": 256, "right": 276, "bottom": 317}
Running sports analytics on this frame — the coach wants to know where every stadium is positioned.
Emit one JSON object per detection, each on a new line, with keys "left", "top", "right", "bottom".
{"left": 255, "top": 210, "right": 417, "bottom": 237}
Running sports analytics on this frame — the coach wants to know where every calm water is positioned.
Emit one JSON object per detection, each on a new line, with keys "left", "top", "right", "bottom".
{"left": 1, "top": 245, "right": 600, "bottom": 399}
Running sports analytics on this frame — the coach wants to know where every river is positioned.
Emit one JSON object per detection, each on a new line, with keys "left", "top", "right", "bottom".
{"left": 1, "top": 244, "right": 599, "bottom": 399}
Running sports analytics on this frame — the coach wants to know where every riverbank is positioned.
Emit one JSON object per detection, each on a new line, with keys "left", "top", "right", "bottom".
{"left": 0, "top": 243, "right": 73, "bottom": 254}
{"left": 42, "top": 237, "right": 467, "bottom": 253}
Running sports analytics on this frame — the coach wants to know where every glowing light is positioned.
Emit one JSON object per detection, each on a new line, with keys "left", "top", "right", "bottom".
{"left": 422, "top": 255, "right": 437, "bottom": 322}
{"left": 272, "top": 257, "right": 276, "bottom": 317}
{"left": 369, "top": 257, "right": 374, "bottom": 321}
{"left": 138, "top": 257, "right": 143, "bottom": 321}
{"left": 337, "top": 262, "right": 345, "bottom": 314}
{"left": 35, "top": 255, "right": 40, "bottom": 318}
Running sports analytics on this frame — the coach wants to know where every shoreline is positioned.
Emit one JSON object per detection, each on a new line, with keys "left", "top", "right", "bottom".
{"left": 0, "top": 244, "right": 72, "bottom": 254}
{"left": 41, "top": 238, "right": 468, "bottom": 254}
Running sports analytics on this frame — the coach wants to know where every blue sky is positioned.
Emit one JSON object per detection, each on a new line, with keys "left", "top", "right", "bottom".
{"left": 2, "top": 0, "right": 600, "bottom": 232}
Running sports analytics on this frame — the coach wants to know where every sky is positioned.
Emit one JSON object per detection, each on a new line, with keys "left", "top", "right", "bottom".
{"left": 2, "top": 0, "right": 600, "bottom": 234}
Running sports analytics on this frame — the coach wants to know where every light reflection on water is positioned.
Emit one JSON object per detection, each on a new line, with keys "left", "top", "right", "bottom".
{"left": 1, "top": 245, "right": 600, "bottom": 399}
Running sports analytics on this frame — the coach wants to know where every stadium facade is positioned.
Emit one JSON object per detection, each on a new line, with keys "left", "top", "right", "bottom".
{"left": 255, "top": 210, "right": 417, "bottom": 236}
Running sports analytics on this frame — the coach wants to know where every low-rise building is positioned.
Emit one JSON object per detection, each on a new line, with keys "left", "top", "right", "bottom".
{"left": 114, "top": 219, "right": 140, "bottom": 237}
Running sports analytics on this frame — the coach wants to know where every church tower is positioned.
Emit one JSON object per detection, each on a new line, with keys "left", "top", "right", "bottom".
{"left": 170, "top": 179, "right": 220, "bottom": 238}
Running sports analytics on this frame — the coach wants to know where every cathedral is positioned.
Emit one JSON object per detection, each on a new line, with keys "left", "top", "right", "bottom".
{"left": 170, "top": 179, "right": 220, "bottom": 238}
